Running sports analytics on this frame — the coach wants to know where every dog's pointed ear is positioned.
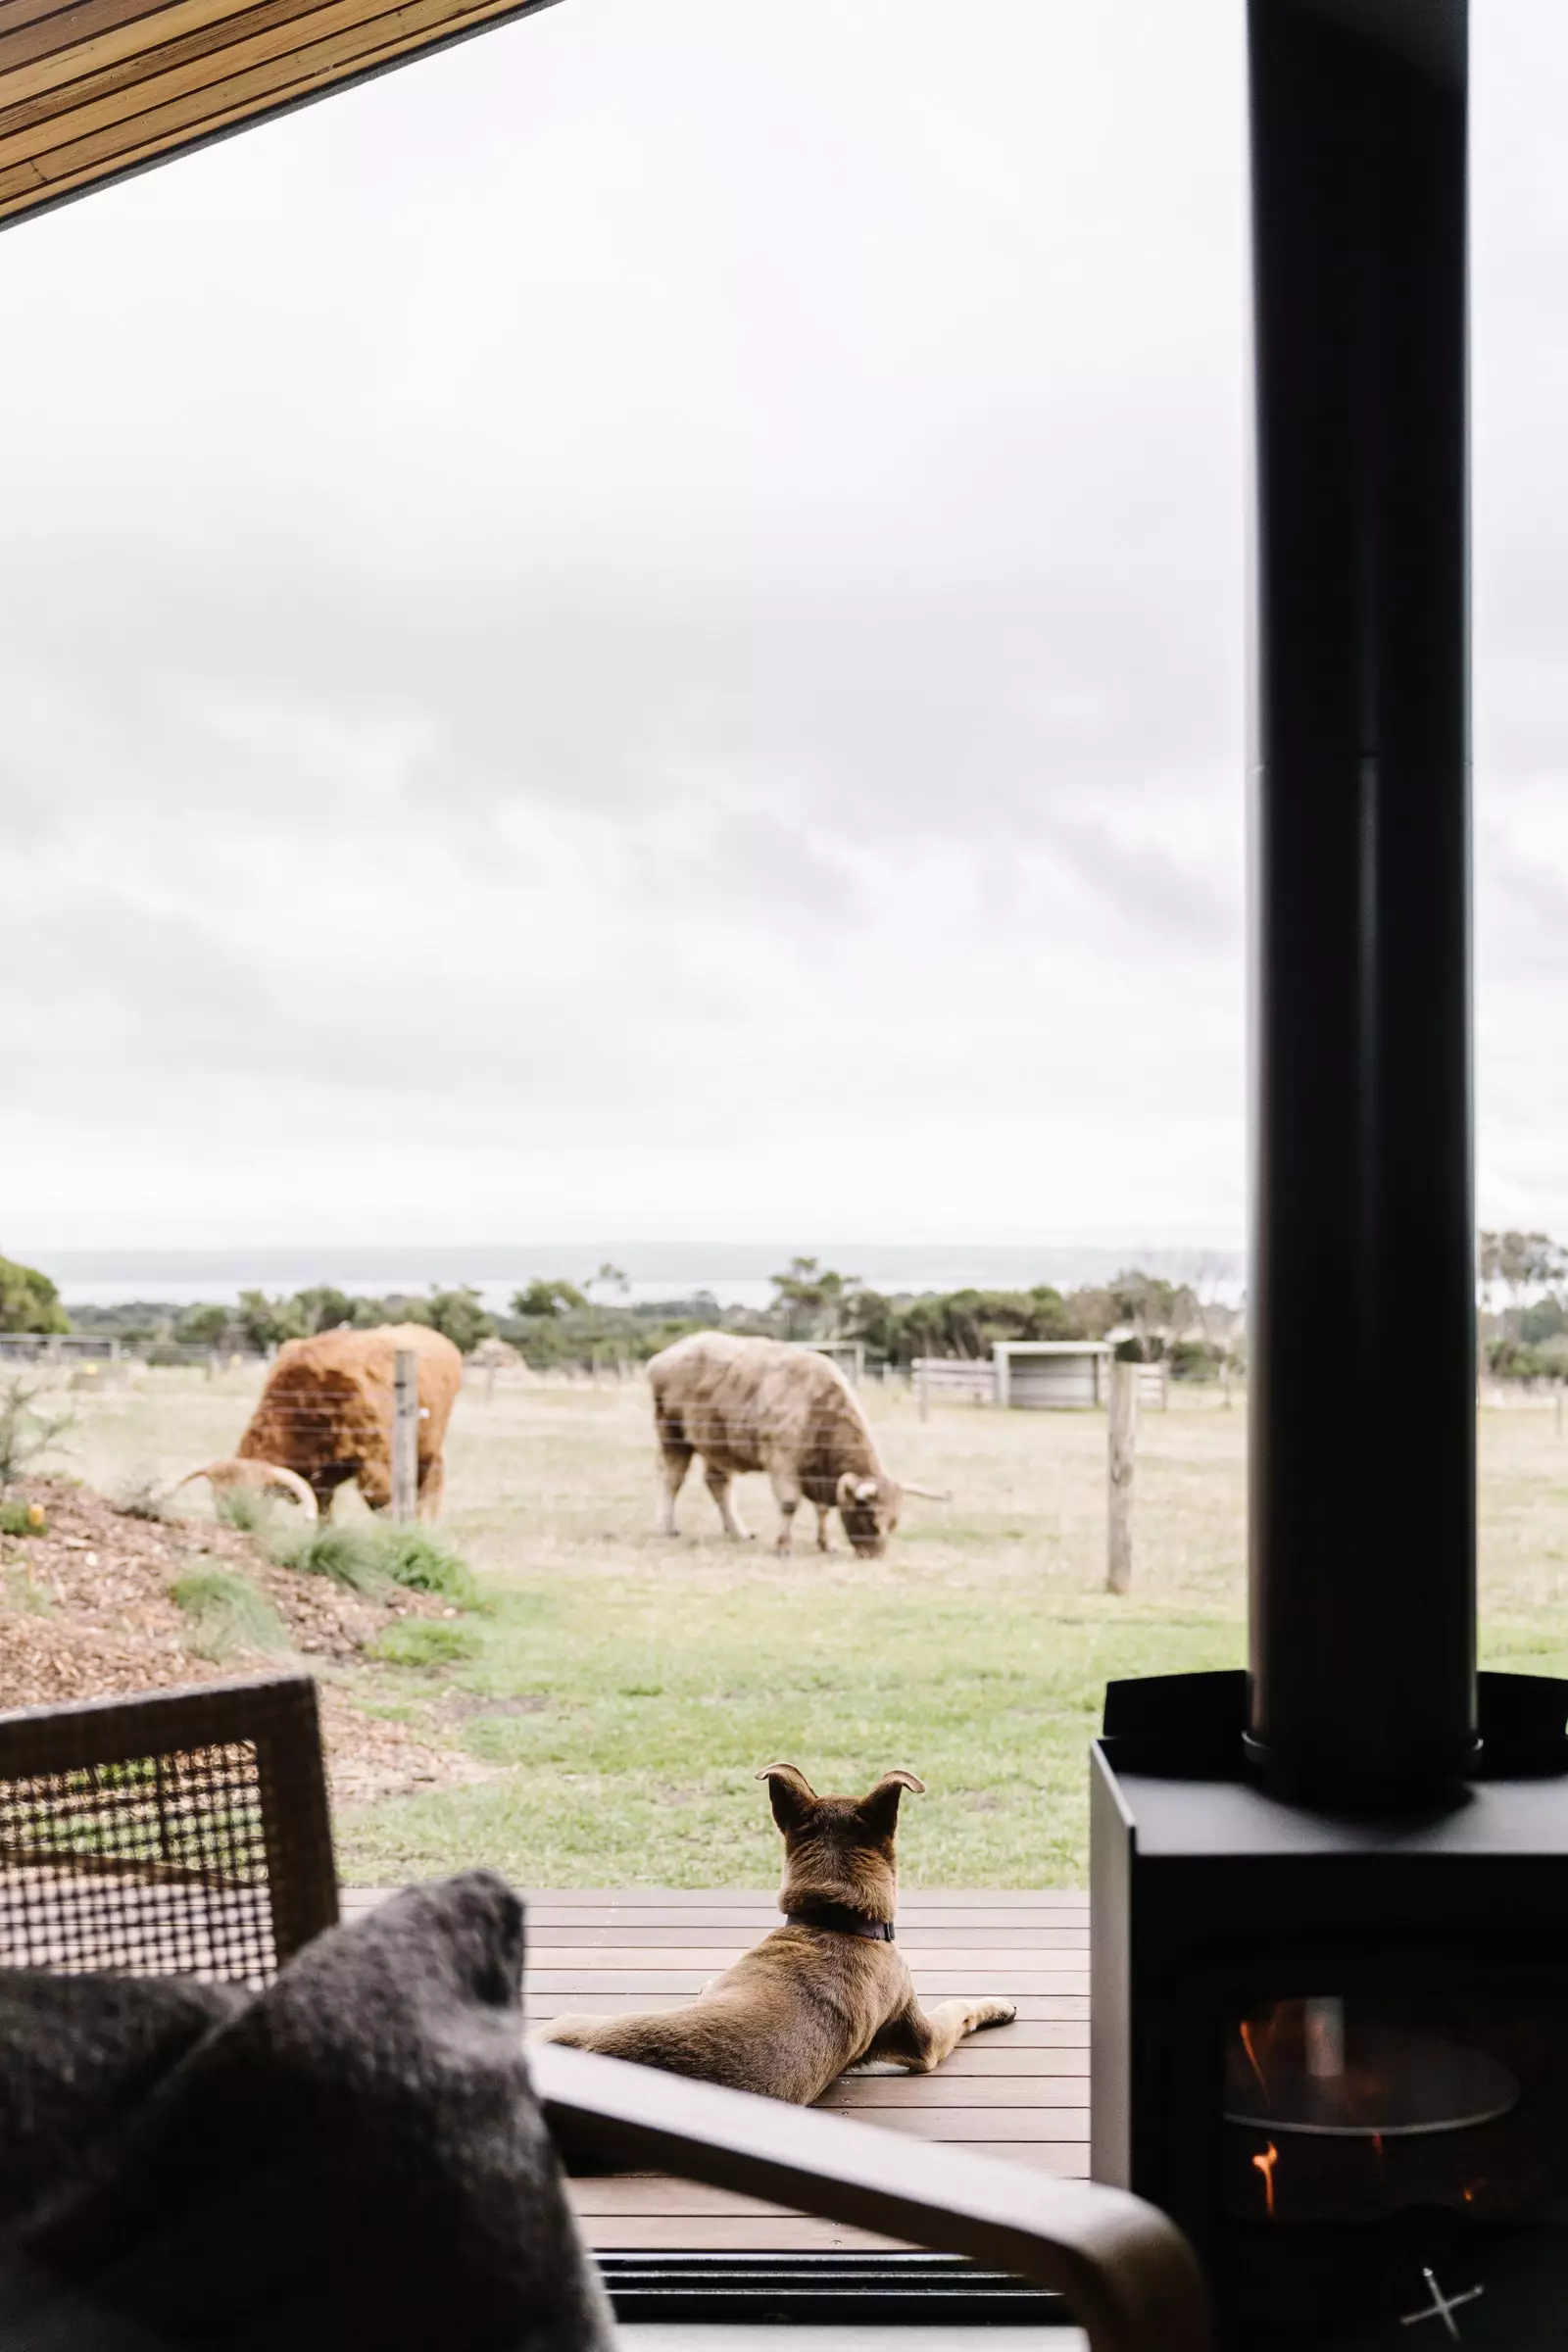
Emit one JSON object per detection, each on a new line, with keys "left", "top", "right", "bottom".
{"left": 858, "top": 1769, "right": 926, "bottom": 1840}
{"left": 757, "top": 1762, "right": 817, "bottom": 1835}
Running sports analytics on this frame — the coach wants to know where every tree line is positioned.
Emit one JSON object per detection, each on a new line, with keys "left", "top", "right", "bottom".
{"left": 8, "top": 1232, "right": 1565, "bottom": 1380}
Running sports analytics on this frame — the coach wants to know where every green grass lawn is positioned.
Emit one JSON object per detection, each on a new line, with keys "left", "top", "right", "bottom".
{"left": 44, "top": 1364, "right": 1568, "bottom": 1886}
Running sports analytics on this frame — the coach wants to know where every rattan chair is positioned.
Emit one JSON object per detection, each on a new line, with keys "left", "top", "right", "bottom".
{"left": 0, "top": 1674, "right": 337, "bottom": 1983}
{"left": 0, "top": 1674, "right": 1206, "bottom": 2352}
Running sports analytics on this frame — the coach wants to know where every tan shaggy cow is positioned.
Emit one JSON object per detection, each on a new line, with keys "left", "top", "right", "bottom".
{"left": 184, "top": 1322, "right": 463, "bottom": 1522}
{"left": 648, "top": 1332, "right": 946, "bottom": 1559}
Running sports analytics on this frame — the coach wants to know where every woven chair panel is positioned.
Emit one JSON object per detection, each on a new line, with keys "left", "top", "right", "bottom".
{"left": 0, "top": 1678, "right": 337, "bottom": 1984}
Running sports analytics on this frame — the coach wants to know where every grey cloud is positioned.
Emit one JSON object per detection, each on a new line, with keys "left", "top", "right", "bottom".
{"left": 0, "top": 0, "right": 1563, "bottom": 1245}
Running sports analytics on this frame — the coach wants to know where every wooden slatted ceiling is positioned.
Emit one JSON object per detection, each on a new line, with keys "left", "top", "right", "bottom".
{"left": 0, "top": 0, "right": 559, "bottom": 227}
{"left": 341, "top": 1886, "right": 1091, "bottom": 2255}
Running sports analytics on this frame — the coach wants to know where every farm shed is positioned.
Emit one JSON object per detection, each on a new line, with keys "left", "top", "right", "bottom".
{"left": 993, "top": 1339, "right": 1110, "bottom": 1409}
{"left": 807, "top": 1339, "right": 865, "bottom": 1386}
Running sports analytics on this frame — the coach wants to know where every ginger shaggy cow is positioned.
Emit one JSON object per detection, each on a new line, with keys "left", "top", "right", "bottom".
{"left": 648, "top": 1333, "right": 947, "bottom": 1558}
{"left": 186, "top": 1323, "right": 463, "bottom": 1523}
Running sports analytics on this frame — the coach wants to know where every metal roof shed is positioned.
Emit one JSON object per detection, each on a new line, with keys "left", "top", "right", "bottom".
{"left": 993, "top": 1339, "right": 1111, "bottom": 1410}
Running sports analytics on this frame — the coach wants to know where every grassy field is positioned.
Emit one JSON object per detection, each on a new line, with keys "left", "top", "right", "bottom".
{"left": 40, "top": 1365, "right": 1568, "bottom": 1887}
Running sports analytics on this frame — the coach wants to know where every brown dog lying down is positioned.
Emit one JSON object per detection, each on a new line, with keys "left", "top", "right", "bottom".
{"left": 533, "top": 1765, "right": 1015, "bottom": 2103}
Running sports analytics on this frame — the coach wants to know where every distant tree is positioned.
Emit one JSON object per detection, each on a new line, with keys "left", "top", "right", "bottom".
{"left": 291, "top": 1286, "right": 358, "bottom": 1335}
{"left": 0, "top": 1253, "right": 70, "bottom": 1337}
{"left": 1520, "top": 1296, "right": 1568, "bottom": 1347}
{"left": 174, "top": 1302, "right": 231, "bottom": 1348}
{"left": 845, "top": 1282, "right": 1077, "bottom": 1366}
{"left": 590, "top": 1262, "right": 632, "bottom": 1300}
{"left": 1479, "top": 1231, "right": 1566, "bottom": 1311}
{"left": 1106, "top": 1270, "right": 1199, "bottom": 1361}
{"left": 236, "top": 1290, "right": 306, "bottom": 1351}
{"left": 511, "top": 1278, "right": 589, "bottom": 1320}
{"left": 1063, "top": 1285, "right": 1118, "bottom": 1341}
{"left": 423, "top": 1286, "right": 495, "bottom": 1354}
{"left": 769, "top": 1257, "right": 859, "bottom": 1340}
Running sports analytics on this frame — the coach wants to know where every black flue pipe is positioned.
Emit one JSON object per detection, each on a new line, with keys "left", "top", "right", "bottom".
{"left": 1246, "top": 0, "right": 1476, "bottom": 1799}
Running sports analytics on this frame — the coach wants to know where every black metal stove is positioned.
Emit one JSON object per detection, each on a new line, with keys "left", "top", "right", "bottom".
{"left": 1091, "top": 4, "right": 1568, "bottom": 2345}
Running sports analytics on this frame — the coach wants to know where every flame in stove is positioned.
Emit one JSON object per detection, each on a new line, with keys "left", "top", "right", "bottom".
{"left": 1252, "top": 2139, "right": 1279, "bottom": 2218}
{"left": 1240, "top": 2021, "right": 1270, "bottom": 2099}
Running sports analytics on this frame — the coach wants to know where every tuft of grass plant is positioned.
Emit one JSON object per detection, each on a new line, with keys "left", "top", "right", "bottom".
{"left": 270, "top": 1523, "right": 479, "bottom": 1608}
{"left": 170, "top": 1565, "right": 287, "bottom": 1660}
{"left": 269, "top": 1525, "right": 390, "bottom": 1596}
{"left": 215, "top": 1487, "right": 268, "bottom": 1535}
{"left": 373, "top": 1528, "right": 480, "bottom": 1608}
{"left": 371, "top": 1620, "right": 483, "bottom": 1672}
{"left": 0, "top": 1498, "right": 47, "bottom": 1537}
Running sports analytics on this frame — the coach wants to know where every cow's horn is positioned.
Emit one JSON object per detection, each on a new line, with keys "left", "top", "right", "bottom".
{"left": 178, "top": 1459, "right": 318, "bottom": 1519}
{"left": 251, "top": 1463, "right": 318, "bottom": 1517}
{"left": 899, "top": 1481, "right": 951, "bottom": 1502}
{"left": 175, "top": 1458, "right": 248, "bottom": 1494}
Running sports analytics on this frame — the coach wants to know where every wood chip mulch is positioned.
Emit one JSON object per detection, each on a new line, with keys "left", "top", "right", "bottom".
{"left": 0, "top": 1477, "right": 488, "bottom": 1810}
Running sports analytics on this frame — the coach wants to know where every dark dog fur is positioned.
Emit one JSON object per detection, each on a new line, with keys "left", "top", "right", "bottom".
{"left": 535, "top": 1766, "right": 1015, "bottom": 2103}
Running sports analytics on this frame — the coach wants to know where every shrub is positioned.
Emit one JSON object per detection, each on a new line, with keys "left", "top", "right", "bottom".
{"left": 371, "top": 1620, "right": 482, "bottom": 1671}
{"left": 1170, "top": 1340, "right": 1226, "bottom": 1383}
{"left": 0, "top": 1379, "right": 74, "bottom": 1485}
{"left": 170, "top": 1566, "right": 287, "bottom": 1660}
{"left": 114, "top": 1476, "right": 170, "bottom": 1522}
{"left": 0, "top": 1497, "right": 46, "bottom": 1537}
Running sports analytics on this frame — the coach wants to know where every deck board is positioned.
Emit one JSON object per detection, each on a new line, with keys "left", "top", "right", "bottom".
{"left": 347, "top": 1885, "right": 1090, "bottom": 2252}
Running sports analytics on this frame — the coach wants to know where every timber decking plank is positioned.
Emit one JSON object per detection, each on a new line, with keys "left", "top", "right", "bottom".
{"left": 576, "top": 2218, "right": 913, "bottom": 2252}
{"left": 529, "top": 1923, "right": 1089, "bottom": 1941}
{"left": 820, "top": 2077, "right": 1088, "bottom": 2109}
{"left": 525, "top": 1994, "right": 1089, "bottom": 2025}
{"left": 527, "top": 1971, "right": 1088, "bottom": 1995}
{"left": 521, "top": 1956, "right": 1086, "bottom": 1976}
{"left": 521, "top": 1937, "right": 1086, "bottom": 1956}
{"left": 799, "top": 2108, "right": 1088, "bottom": 2142}
{"left": 365, "top": 1886, "right": 1087, "bottom": 1907}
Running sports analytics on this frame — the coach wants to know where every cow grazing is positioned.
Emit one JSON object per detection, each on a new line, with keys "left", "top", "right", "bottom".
{"left": 648, "top": 1333, "right": 946, "bottom": 1558}
{"left": 188, "top": 1323, "right": 464, "bottom": 1523}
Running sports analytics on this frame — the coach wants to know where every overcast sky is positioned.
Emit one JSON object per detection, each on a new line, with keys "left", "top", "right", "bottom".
{"left": 2, "top": 0, "right": 1565, "bottom": 1256}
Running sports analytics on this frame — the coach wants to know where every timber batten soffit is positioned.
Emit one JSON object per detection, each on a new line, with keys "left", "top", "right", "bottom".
{"left": 0, "top": 0, "right": 561, "bottom": 227}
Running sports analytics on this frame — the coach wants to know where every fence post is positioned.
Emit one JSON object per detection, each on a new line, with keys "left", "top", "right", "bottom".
{"left": 392, "top": 1348, "right": 419, "bottom": 1523}
{"left": 485, "top": 1359, "right": 497, "bottom": 1406}
{"left": 1107, "top": 1358, "right": 1139, "bottom": 1595}
{"left": 1557, "top": 1378, "right": 1564, "bottom": 1442}
{"left": 916, "top": 1359, "right": 930, "bottom": 1422}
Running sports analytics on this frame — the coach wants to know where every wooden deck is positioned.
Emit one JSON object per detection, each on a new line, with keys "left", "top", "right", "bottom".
{"left": 347, "top": 1886, "right": 1089, "bottom": 2254}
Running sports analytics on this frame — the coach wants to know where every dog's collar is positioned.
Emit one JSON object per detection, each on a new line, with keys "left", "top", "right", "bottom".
{"left": 784, "top": 1903, "right": 896, "bottom": 1942}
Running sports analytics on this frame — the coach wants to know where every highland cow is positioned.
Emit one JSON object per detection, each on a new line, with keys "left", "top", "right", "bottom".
{"left": 648, "top": 1333, "right": 946, "bottom": 1558}
{"left": 187, "top": 1323, "right": 463, "bottom": 1523}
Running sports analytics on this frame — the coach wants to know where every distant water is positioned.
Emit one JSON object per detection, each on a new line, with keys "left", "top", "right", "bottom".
{"left": 35, "top": 1243, "right": 1244, "bottom": 1312}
